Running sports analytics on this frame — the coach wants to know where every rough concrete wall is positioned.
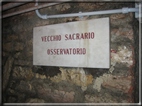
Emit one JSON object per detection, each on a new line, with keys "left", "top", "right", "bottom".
{"left": 2, "top": 2, "right": 139, "bottom": 103}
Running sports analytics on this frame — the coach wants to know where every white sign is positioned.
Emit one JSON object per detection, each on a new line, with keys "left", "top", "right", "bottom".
{"left": 33, "top": 17, "right": 110, "bottom": 68}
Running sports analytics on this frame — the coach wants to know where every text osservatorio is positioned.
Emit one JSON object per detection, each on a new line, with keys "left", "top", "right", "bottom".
{"left": 41, "top": 32, "right": 95, "bottom": 55}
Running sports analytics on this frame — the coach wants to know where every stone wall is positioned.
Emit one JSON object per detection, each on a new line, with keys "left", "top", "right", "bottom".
{"left": 2, "top": 2, "right": 139, "bottom": 104}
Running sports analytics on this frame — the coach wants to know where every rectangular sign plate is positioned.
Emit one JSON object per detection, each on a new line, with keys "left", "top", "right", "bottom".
{"left": 33, "top": 17, "right": 110, "bottom": 68}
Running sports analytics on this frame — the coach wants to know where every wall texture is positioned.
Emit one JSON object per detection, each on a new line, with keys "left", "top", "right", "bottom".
{"left": 2, "top": 2, "right": 139, "bottom": 104}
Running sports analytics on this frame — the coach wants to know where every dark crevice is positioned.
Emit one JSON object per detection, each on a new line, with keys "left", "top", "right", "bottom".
{"left": 132, "top": 15, "right": 139, "bottom": 103}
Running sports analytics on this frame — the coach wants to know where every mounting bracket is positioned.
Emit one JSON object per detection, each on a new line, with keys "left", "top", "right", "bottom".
{"left": 135, "top": 2, "right": 142, "bottom": 23}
